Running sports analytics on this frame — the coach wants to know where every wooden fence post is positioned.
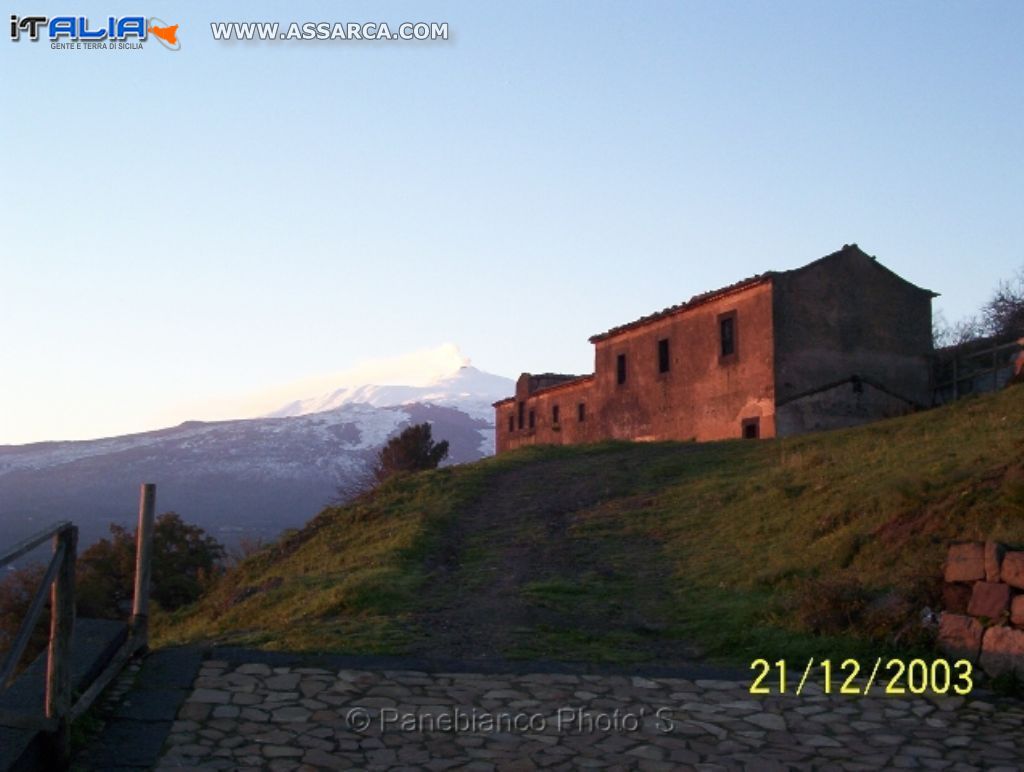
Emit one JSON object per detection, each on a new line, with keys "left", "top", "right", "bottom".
{"left": 131, "top": 483, "right": 156, "bottom": 646}
{"left": 45, "top": 525, "right": 77, "bottom": 769}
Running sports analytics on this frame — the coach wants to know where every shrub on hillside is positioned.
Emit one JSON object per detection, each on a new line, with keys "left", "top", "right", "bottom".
{"left": 373, "top": 423, "right": 450, "bottom": 484}
{"left": 789, "top": 576, "right": 871, "bottom": 636}
{"left": 789, "top": 574, "right": 940, "bottom": 647}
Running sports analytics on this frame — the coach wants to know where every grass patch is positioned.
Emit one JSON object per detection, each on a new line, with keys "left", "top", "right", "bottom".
{"left": 158, "top": 385, "right": 1024, "bottom": 667}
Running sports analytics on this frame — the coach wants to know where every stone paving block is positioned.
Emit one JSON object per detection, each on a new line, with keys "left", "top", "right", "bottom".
{"left": 190, "top": 688, "right": 231, "bottom": 704}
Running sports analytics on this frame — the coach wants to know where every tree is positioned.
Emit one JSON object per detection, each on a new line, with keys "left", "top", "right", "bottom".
{"left": 982, "top": 267, "right": 1024, "bottom": 340}
{"left": 77, "top": 512, "right": 225, "bottom": 618}
{"left": 374, "top": 422, "right": 449, "bottom": 483}
{"left": 932, "top": 309, "right": 983, "bottom": 349}
{"left": 933, "top": 265, "right": 1024, "bottom": 348}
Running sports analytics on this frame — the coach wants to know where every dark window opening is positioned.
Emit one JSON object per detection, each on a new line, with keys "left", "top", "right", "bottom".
{"left": 720, "top": 314, "right": 737, "bottom": 359}
{"left": 578, "top": 403, "right": 586, "bottom": 422}
{"left": 552, "top": 405, "right": 560, "bottom": 424}
{"left": 517, "top": 401, "right": 524, "bottom": 430}
{"left": 658, "top": 338, "right": 670, "bottom": 373}
{"left": 528, "top": 409, "right": 535, "bottom": 429}
{"left": 720, "top": 317, "right": 735, "bottom": 357}
{"left": 508, "top": 415, "right": 514, "bottom": 433}
{"left": 742, "top": 417, "right": 760, "bottom": 440}
{"left": 616, "top": 353, "right": 627, "bottom": 385}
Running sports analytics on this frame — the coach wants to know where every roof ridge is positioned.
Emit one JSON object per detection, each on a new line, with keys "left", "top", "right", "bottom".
{"left": 588, "top": 243, "right": 936, "bottom": 343}
{"left": 589, "top": 273, "right": 773, "bottom": 343}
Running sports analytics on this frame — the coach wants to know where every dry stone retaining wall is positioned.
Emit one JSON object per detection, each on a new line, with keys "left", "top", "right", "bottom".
{"left": 938, "top": 541, "right": 1024, "bottom": 678}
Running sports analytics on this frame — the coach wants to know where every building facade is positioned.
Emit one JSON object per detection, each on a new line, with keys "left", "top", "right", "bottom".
{"left": 493, "top": 245, "right": 935, "bottom": 453}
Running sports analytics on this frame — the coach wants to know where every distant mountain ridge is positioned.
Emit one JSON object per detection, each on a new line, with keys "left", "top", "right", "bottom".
{"left": 266, "top": 365, "right": 512, "bottom": 423}
{"left": 0, "top": 364, "right": 513, "bottom": 555}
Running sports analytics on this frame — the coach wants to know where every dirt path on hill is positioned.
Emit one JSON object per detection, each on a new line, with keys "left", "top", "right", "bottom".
{"left": 406, "top": 452, "right": 704, "bottom": 666}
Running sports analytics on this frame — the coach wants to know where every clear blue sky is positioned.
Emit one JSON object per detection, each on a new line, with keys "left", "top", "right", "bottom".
{"left": 2, "top": 1, "right": 1022, "bottom": 444}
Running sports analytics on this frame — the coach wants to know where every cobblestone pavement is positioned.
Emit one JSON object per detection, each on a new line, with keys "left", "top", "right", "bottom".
{"left": 152, "top": 658, "right": 1024, "bottom": 771}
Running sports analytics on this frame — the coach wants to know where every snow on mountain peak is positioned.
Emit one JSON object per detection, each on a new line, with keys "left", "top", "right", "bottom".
{"left": 264, "top": 346, "right": 513, "bottom": 422}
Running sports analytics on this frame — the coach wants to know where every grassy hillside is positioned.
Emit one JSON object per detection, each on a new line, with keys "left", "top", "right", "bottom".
{"left": 156, "top": 384, "right": 1024, "bottom": 666}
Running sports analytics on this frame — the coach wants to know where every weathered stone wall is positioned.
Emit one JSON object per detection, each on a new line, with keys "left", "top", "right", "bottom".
{"left": 493, "top": 246, "right": 935, "bottom": 454}
{"left": 495, "top": 376, "right": 597, "bottom": 454}
{"left": 495, "top": 281, "right": 776, "bottom": 452}
{"left": 775, "top": 378, "right": 918, "bottom": 437}
{"left": 772, "top": 247, "right": 934, "bottom": 410}
{"left": 591, "top": 281, "right": 776, "bottom": 443}
{"left": 937, "top": 541, "right": 1024, "bottom": 678}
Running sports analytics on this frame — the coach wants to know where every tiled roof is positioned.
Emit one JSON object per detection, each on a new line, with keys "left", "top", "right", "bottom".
{"left": 587, "top": 243, "right": 936, "bottom": 343}
{"left": 588, "top": 273, "right": 773, "bottom": 343}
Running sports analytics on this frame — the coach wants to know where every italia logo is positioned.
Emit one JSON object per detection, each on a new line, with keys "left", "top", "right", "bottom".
{"left": 9, "top": 14, "right": 180, "bottom": 50}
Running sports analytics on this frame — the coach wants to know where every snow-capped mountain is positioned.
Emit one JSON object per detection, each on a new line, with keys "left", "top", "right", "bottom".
{"left": 0, "top": 356, "right": 514, "bottom": 555}
{"left": 267, "top": 365, "right": 512, "bottom": 423}
{"left": 0, "top": 402, "right": 493, "bottom": 555}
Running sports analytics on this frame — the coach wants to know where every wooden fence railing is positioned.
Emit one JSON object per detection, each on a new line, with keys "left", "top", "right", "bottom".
{"left": 0, "top": 483, "right": 156, "bottom": 768}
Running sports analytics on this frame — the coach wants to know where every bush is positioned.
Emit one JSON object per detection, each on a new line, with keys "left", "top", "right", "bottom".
{"left": 789, "top": 576, "right": 870, "bottom": 636}
{"left": 789, "top": 574, "right": 940, "bottom": 647}
{"left": 78, "top": 512, "right": 225, "bottom": 618}
{"left": 374, "top": 423, "right": 450, "bottom": 484}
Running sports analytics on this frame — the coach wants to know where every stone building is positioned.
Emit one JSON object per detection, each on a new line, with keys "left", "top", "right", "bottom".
{"left": 493, "top": 244, "right": 935, "bottom": 453}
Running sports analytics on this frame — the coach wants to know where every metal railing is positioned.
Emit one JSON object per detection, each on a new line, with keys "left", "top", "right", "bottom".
{"left": 933, "top": 337, "right": 1024, "bottom": 404}
{"left": 0, "top": 483, "right": 156, "bottom": 768}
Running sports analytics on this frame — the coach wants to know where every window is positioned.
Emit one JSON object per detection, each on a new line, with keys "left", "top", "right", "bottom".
{"left": 658, "top": 338, "right": 670, "bottom": 373}
{"left": 742, "top": 417, "right": 760, "bottom": 440}
{"left": 578, "top": 403, "right": 586, "bottom": 422}
{"left": 617, "top": 353, "right": 627, "bottom": 385}
{"left": 508, "top": 415, "right": 514, "bottom": 433}
{"left": 517, "top": 401, "right": 524, "bottom": 430}
{"left": 528, "top": 409, "right": 535, "bottom": 429}
{"left": 552, "top": 405, "right": 560, "bottom": 424}
{"left": 719, "top": 312, "right": 737, "bottom": 361}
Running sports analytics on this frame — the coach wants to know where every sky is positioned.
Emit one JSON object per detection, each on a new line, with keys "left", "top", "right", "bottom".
{"left": 1, "top": 1, "right": 1022, "bottom": 445}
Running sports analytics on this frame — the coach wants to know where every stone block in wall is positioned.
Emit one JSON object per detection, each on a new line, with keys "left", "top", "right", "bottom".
{"left": 985, "top": 541, "right": 1006, "bottom": 582}
{"left": 967, "top": 582, "right": 1011, "bottom": 619}
{"left": 979, "top": 625, "right": 1024, "bottom": 678}
{"left": 1002, "top": 552, "right": 1024, "bottom": 590}
{"left": 937, "top": 613, "right": 984, "bottom": 662}
{"left": 944, "top": 542, "right": 985, "bottom": 583}
{"left": 1012, "top": 595, "right": 1024, "bottom": 627}
{"left": 942, "top": 583, "right": 972, "bottom": 614}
